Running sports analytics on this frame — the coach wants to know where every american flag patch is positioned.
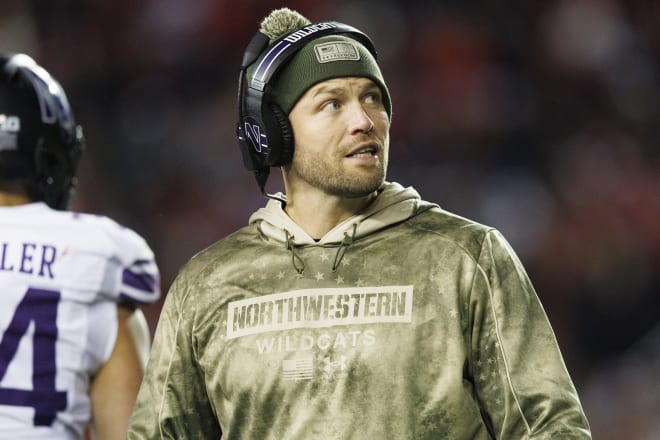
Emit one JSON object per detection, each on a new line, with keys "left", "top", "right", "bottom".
{"left": 314, "top": 42, "right": 360, "bottom": 63}
{"left": 282, "top": 357, "right": 314, "bottom": 381}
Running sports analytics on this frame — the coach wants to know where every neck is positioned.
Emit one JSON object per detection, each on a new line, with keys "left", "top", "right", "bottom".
{"left": 284, "top": 190, "right": 377, "bottom": 240}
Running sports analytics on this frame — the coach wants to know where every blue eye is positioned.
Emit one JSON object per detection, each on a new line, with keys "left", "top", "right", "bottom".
{"left": 322, "top": 100, "right": 340, "bottom": 111}
{"left": 365, "top": 92, "right": 380, "bottom": 104}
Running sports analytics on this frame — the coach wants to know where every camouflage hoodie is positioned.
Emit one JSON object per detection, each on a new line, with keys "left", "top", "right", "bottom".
{"left": 128, "top": 181, "right": 591, "bottom": 439}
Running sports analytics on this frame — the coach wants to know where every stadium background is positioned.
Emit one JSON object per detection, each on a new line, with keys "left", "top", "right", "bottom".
{"left": 3, "top": 0, "right": 658, "bottom": 438}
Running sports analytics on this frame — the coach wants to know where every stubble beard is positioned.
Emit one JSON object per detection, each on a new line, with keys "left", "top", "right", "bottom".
{"left": 293, "top": 151, "right": 388, "bottom": 198}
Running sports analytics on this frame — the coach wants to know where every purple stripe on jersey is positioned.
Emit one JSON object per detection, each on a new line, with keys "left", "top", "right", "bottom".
{"left": 253, "top": 40, "right": 291, "bottom": 84}
{"left": 122, "top": 268, "right": 158, "bottom": 293}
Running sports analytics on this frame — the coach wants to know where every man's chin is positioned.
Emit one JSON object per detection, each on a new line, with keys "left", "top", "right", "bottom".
{"left": 331, "top": 176, "right": 385, "bottom": 198}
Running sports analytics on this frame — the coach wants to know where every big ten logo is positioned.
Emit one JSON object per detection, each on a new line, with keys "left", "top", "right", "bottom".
{"left": 0, "top": 114, "right": 20, "bottom": 132}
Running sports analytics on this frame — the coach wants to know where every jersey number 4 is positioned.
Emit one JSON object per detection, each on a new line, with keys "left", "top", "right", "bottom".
{"left": 0, "top": 288, "right": 67, "bottom": 426}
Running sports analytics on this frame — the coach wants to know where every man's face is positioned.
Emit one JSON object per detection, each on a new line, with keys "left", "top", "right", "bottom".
{"left": 286, "top": 77, "right": 390, "bottom": 198}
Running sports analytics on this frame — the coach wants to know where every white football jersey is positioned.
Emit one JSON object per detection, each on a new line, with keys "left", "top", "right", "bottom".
{"left": 0, "top": 202, "right": 160, "bottom": 439}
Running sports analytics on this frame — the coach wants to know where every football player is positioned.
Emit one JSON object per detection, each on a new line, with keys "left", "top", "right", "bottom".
{"left": 0, "top": 53, "right": 161, "bottom": 439}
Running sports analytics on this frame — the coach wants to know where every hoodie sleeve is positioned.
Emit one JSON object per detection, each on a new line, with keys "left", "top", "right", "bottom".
{"left": 468, "top": 229, "right": 591, "bottom": 439}
{"left": 127, "top": 271, "right": 221, "bottom": 439}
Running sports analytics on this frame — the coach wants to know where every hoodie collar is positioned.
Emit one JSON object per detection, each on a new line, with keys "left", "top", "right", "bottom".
{"left": 249, "top": 181, "right": 435, "bottom": 246}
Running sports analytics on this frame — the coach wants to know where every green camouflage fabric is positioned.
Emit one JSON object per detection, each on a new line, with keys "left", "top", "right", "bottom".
{"left": 128, "top": 182, "right": 591, "bottom": 439}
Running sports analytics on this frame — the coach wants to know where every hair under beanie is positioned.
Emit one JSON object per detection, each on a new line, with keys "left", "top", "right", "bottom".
{"left": 251, "top": 8, "right": 392, "bottom": 118}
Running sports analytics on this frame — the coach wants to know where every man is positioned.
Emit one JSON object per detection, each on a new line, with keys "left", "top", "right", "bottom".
{"left": 0, "top": 53, "right": 161, "bottom": 439}
{"left": 129, "top": 8, "right": 591, "bottom": 439}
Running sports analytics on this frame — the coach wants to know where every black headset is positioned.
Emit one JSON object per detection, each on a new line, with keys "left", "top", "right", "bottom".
{"left": 236, "top": 21, "right": 378, "bottom": 193}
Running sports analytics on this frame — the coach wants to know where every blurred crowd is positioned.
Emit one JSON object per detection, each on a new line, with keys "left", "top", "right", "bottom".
{"left": 2, "top": 0, "right": 658, "bottom": 438}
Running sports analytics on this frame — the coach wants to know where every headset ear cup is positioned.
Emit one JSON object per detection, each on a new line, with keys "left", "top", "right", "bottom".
{"left": 269, "top": 103, "right": 294, "bottom": 166}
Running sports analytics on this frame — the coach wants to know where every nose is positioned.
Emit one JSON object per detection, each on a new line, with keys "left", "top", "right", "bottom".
{"left": 348, "top": 104, "right": 374, "bottom": 135}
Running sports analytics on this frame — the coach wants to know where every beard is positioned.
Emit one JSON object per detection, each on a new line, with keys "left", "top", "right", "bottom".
{"left": 291, "top": 147, "right": 388, "bottom": 198}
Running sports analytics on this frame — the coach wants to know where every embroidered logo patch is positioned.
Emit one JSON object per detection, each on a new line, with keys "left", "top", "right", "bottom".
{"left": 314, "top": 41, "right": 360, "bottom": 63}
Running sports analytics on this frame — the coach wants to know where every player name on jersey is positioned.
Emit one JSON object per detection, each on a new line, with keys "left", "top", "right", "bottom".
{"left": 227, "top": 286, "right": 413, "bottom": 339}
{"left": 0, "top": 242, "right": 57, "bottom": 278}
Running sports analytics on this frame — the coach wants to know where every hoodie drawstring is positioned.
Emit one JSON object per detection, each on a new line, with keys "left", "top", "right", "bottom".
{"left": 284, "top": 224, "right": 358, "bottom": 275}
{"left": 285, "top": 230, "right": 305, "bottom": 274}
{"left": 332, "top": 223, "right": 358, "bottom": 273}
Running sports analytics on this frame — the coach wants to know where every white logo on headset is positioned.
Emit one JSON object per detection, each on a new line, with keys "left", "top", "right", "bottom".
{"left": 244, "top": 121, "right": 268, "bottom": 153}
{"left": 283, "top": 22, "right": 336, "bottom": 43}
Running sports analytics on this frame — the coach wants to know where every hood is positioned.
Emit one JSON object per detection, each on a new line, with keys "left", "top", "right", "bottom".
{"left": 249, "top": 181, "right": 437, "bottom": 274}
{"left": 249, "top": 181, "right": 437, "bottom": 245}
